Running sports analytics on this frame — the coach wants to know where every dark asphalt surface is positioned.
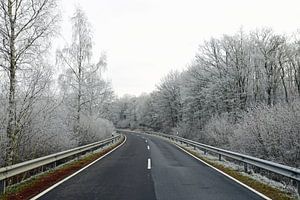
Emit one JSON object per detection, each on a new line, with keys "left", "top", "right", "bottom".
{"left": 39, "top": 132, "right": 265, "bottom": 200}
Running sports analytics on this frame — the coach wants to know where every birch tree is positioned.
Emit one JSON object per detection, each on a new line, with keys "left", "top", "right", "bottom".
{"left": 0, "top": 0, "right": 58, "bottom": 165}
{"left": 57, "top": 8, "right": 110, "bottom": 145}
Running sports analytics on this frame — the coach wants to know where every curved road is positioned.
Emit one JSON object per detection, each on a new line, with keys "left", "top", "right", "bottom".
{"left": 38, "top": 132, "right": 265, "bottom": 200}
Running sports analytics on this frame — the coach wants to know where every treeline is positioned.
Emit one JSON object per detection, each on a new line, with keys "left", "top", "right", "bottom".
{"left": 0, "top": 1, "right": 114, "bottom": 166}
{"left": 112, "top": 28, "right": 300, "bottom": 167}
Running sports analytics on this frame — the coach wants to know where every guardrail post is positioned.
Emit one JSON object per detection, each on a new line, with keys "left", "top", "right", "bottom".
{"left": 218, "top": 154, "right": 221, "bottom": 161}
{"left": 193, "top": 145, "right": 196, "bottom": 150}
{"left": 244, "top": 163, "right": 248, "bottom": 173}
{"left": 204, "top": 150, "right": 207, "bottom": 155}
{"left": 0, "top": 179, "right": 5, "bottom": 195}
{"left": 297, "top": 180, "right": 300, "bottom": 196}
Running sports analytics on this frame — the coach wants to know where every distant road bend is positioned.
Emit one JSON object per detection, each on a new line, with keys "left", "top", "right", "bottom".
{"left": 37, "top": 131, "right": 266, "bottom": 200}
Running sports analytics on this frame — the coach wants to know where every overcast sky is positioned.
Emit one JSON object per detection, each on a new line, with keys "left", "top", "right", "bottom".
{"left": 57, "top": 0, "right": 300, "bottom": 97}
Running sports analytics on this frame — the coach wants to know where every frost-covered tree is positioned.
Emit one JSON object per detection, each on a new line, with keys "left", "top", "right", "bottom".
{"left": 112, "top": 28, "right": 300, "bottom": 167}
{"left": 251, "top": 28, "right": 285, "bottom": 105}
{"left": 0, "top": 0, "right": 59, "bottom": 165}
{"left": 153, "top": 71, "right": 182, "bottom": 132}
{"left": 57, "top": 8, "right": 113, "bottom": 145}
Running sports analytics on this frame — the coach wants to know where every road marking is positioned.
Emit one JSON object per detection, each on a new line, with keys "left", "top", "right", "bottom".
{"left": 147, "top": 145, "right": 150, "bottom": 150}
{"left": 175, "top": 145, "right": 271, "bottom": 200}
{"left": 147, "top": 158, "right": 151, "bottom": 169}
{"left": 145, "top": 140, "right": 147, "bottom": 143}
{"left": 30, "top": 136, "right": 127, "bottom": 200}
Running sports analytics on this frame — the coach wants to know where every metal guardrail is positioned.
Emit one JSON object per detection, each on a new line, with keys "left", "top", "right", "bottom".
{"left": 0, "top": 134, "right": 122, "bottom": 194}
{"left": 117, "top": 129, "right": 300, "bottom": 195}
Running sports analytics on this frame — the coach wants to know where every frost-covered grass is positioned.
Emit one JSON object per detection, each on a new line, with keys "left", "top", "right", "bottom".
{"left": 0, "top": 136, "right": 124, "bottom": 200}
{"left": 173, "top": 140, "right": 298, "bottom": 200}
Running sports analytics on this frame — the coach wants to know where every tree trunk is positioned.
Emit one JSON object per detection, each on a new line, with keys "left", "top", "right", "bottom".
{"left": 6, "top": 0, "right": 17, "bottom": 166}
{"left": 279, "top": 60, "right": 289, "bottom": 103}
{"left": 266, "top": 86, "right": 272, "bottom": 106}
{"left": 76, "top": 56, "right": 83, "bottom": 145}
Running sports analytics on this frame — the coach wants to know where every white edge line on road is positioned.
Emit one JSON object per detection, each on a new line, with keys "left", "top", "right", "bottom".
{"left": 30, "top": 135, "right": 127, "bottom": 200}
{"left": 175, "top": 144, "right": 272, "bottom": 200}
{"left": 147, "top": 158, "right": 151, "bottom": 170}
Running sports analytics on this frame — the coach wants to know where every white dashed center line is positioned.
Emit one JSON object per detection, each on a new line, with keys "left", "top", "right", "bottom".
{"left": 147, "top": 145, "right": 150, "bottom": 150}
{"left": 147, "top": 158, "right": 151, "bottom": 169}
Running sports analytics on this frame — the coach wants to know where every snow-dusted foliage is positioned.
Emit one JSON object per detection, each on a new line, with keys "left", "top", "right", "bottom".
{"left": 0, "top": 6, "right": 115, "bottom": 166}
{"left": 57, "top": 8, "right": 114, "bottom": 146}
{"left": 111, "top": 71, "right": 182, "bottom": 133}
{"left": 78, "top": 115, "right": 114, "bottom": 145}
{"left": 203, "top": 114, "right": 235, "bottom": 149}
{"left": 232, "top": 101, "right": 300, "bottom": 167}
{"left": 0, "top": 0, "right": 59, "bottom": 166}
{"left": 112, "top": 28, "right": 300, "bottom": 167}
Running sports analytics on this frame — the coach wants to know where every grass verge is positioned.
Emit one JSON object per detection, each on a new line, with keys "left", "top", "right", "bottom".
{"left": 0, "top": 136, "right": 125, "bottom": 200}
{"left": 179, "top": 145, "right": 296, "bottom": 200}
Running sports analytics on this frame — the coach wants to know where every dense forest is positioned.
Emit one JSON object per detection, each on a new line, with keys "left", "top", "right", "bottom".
{"left": 111, "top": 29, "right": 300, "bottom": 167}
{"left": 0, "top": 0, "right": 299, "bottom": 170}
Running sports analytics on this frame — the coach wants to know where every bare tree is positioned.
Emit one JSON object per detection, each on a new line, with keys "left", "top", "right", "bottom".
{"left": 251, "top": 29, "right": 285, "bottom": 105}
{"left": 0, "top": 0, "right": 59, "bottom": 165}
{"left": 57, "top": 8, "right": 110, "bottom": 145}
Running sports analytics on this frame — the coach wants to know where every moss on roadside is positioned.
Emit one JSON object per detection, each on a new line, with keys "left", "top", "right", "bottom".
{"left": 182, "top": 146, "right": 296, "bottom": 200}
{"left": 0, "top": 136, "right": 124, "bottom": 200}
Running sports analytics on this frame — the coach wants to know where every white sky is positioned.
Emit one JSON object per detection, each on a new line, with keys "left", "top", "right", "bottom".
{"left": 57, "top": 0, "right": 300, "bottom": 97}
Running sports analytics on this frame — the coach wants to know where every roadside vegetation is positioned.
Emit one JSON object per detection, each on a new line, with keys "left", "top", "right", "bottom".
{"left": 178, "top": 144, "right": 296, "bottom": 200}
{"left": 0, "top": 136, "right": 124, "bottom": 200}
{"left": 111, "top": 29, "right": 300, "bottom": 169}
{"left": 0, "top": 2, "right": 114, "bottom": 167}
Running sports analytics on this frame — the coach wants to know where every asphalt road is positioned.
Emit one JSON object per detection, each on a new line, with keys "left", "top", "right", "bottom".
{"left": 38, "top": 132, "right": 265, "bottom": 200}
